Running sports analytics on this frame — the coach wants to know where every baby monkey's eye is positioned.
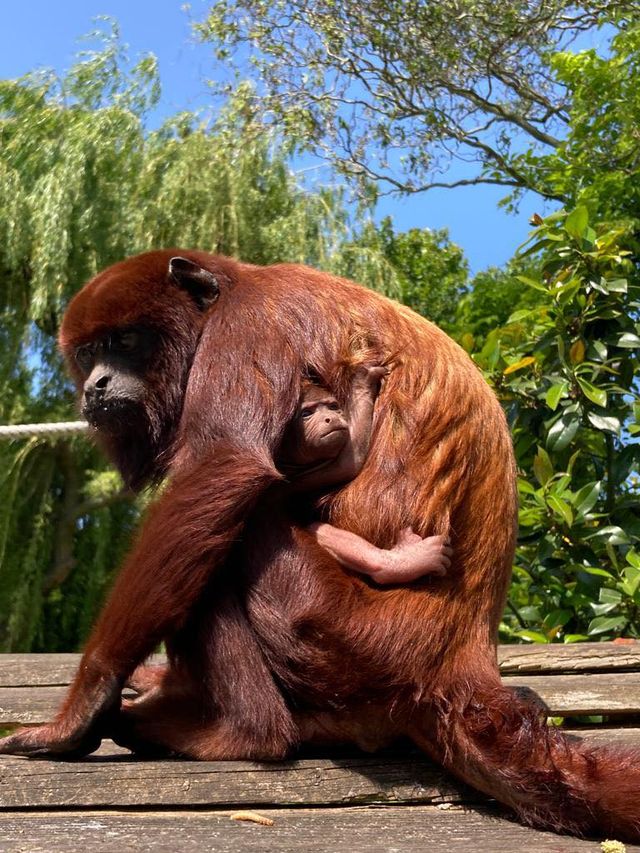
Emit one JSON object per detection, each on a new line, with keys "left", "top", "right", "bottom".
{"left": 328, "top": 402, "right": 341, "bottom": 411}
{"left": 300, "top": 408, "right": 314, "bottom": 419}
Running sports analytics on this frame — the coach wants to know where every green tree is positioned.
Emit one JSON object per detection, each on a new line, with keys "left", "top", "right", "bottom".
{"left": 528, "top": 22, "right": 640, "bottom": 220}
{"left": 0, "top": 22, "right": 397, "bottom": 652}
{"left": 335, "top": 217, "right": 469, "bottom": 327}
{"left": 197, "top": 0, "right": 633, "bottom": 202}
{"left": 455, "top": 263, "right": 546, "bottom": 343}
{"left": 468, "top": 208, "right": 640, "bottom": 642}
{"left": 377, "top": 218, "right": 468, "bottom": 328}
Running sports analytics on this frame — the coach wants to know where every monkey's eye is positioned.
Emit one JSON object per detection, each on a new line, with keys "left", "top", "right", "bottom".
{"left": 328, "top": 402, "right": 341, "bottom": 411}
{"left": 75, "top": 344, "right": 95, "bottom": 373}
{"left": 109, "top": 329, "right": 140, "bottom": 353}
{"left": 300, "top": 408, "right": 314, "bottom": 419}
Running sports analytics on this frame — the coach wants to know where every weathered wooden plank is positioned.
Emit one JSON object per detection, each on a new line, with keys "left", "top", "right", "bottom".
{"left": 0, "top": 643, "right": 637, "bottom": 687}
{"left": 563, "top": 726, "right": 640, "bottom": 748}
{"left": 0, "top": 729, "right": 638, "bottom": 811}
{"left": 0, "top": 655, "right": 75, "bottom": 687}
{"left": 498, "top": 641, "right": 640, "bottom": 674}
{"left": 0, "top": 806, "right": 636, "bottom": 853}
{"left": 507, "top": 671, "right": 640, "bottom": 715}
{"left": 0, "top": 752, "right": 465, "bottom": 810}
{"left": 0, "top": 686, "right": 67, "bottom": 724}
{"left": 0, "top": 654, "right": 164, "bottom": 688}
{"left": 3, "top": 670, "right": 640, "bottom": 724}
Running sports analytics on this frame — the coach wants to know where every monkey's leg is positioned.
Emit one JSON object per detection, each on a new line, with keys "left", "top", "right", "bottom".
{"left": 0, "top": 449, "right": 281, "bottom": 759}
{"left": 111, "top": 690, "right": 296, "bottom": 761}
{"left": 297, "top": 707, "right": 401, "bottom": 753}
{"left": 112, "top": 581, "right": 300, "bottom": 761}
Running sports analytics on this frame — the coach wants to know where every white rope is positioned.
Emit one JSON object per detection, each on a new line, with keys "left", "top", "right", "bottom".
{"left": 0, "top": 421, "right": 89, "bottom": 440}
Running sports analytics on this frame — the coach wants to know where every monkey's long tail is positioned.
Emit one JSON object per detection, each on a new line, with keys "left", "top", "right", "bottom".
{"left": 409, "top": 671, "right": 640, "bottom": 841}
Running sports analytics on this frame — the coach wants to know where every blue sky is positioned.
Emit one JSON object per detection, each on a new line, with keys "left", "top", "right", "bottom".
{"left": 1, "top": 0, "right": 552, "bottom": 273}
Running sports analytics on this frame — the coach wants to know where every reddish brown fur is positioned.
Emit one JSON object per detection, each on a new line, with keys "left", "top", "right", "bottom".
{"left": 1, "top": 250, "right": 639, "bottom": 841}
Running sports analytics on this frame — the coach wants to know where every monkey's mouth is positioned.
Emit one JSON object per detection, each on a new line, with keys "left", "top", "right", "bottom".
{"left": 318, "top": 427, "right": 348, "bottom": 447}
{"left": 83, "top": 397, "right": 142, "bottom": 431}
{"left": 321, "top": 427, "right": 348, "bottom": 438}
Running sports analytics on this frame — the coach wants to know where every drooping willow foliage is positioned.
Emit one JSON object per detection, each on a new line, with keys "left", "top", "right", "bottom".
{"left": 0, "top": 22, "right": 401, "bottom": 651}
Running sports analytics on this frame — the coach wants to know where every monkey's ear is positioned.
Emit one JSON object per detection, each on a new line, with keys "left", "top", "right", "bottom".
{"left": 168, "top": 257, "right": 220, "bottom": 310}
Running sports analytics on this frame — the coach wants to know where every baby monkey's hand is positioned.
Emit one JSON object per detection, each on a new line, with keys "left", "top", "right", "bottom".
{"left": 353, "top": 363, "right": 390, "bottom": 390}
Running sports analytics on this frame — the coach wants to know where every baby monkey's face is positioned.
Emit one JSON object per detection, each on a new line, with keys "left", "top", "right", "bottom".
{"left": 291, "top": 387, "right": 349, "bottom": 465}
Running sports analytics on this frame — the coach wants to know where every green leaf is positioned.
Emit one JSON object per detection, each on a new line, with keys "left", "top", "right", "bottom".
{"left": 518, "top": 606, "right": 541, "bottom": 622}
{"left": 587, "top": 615, "right": 626, "bottom": 636}
{"left": 577, "top": 565, "right": 615, "bottom": 579}
{"left": 564, "top": 206, "right": 588, "bottom": 239}
{"left": 620, "top": 565, "right": 640, "bottom": 598}
{"left": 517, "top": 479, "right": 536, "bottom": 495}
{"left": 567, "top": 450, "right": 581, "bottom": 475}
{"left": 589, "top": 278, "right": 609, "bottom": 295}
{"left": 605, "top": 278, "right": 628, "bottom": 293}
{"left": 587, "top": 411, "right": 620, "bottom": 434}
{"left": 546, "top": 414, "right": 580, "bottom": 452}
{"left": 626, "top": 550, "right": 640, "bottom": 570}
{"left": 572, "top": 481, "right": 601, "bottom": 516}
{"left": 516, "top": 274, "right": 547, "bottom": 292}
{"left": 547, "top": 494, "right": 573, "bottom": 526}
{"left": 586, "top": 526, "right": 630, "bottom": 545}
{"left": 545, "top": 381, "right": 568, "bottom": 411}
{"left": 576, "top": 377, "right": 607, "bottom": 407}
{"left": 599, "top": 587, "right": 623, "bottom": 605}
{"left": 513, "top": 630, "right": 549, "bottom": 644}
{"left": 542, "top": 608, "right": 572, "bottom": 630}
{"left": 591, "top": 340, "right": 608, "bottom": 361}
{"left": 618, "top": 332, "right": 640, "bottom": 348}
{"left": 507, "top": 309, "right": 534, "bottom": 323}
{"left": 460, "top": 332, "right": 475, "bottom": 353}
{"left": 533, "top": 446, "right": 554, "bottom": 486}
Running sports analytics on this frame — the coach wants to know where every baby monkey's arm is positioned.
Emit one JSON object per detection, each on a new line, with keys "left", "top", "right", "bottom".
{"left": 324, "top": 364, "right": 388, "bottom": 483}
{"left": 309, "top": 524, "right": 452, "bottom": 584}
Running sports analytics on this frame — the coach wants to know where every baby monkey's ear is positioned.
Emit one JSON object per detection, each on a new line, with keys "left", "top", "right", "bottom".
{"left": 168, "top": 257, "right": 220, "bottom": 310}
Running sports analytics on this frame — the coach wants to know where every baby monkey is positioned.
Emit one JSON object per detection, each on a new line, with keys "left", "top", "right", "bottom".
{"left": 279, "top": 365, "right": 452, "bottom": 584}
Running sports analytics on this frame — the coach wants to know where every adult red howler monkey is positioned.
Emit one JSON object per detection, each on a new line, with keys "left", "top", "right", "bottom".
{"left": 1, "top": 251, "right": 638, "bottom": 841}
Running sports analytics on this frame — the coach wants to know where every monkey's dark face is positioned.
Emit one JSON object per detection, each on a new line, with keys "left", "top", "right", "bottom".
{"left": 60, "top": 253, "right": 223, "bottom": 490}
{"left": 291, "top": 394, "right": 349, "bottom": 465}
{"left": 75, "top": 327, "right": 157, "bottom": 431}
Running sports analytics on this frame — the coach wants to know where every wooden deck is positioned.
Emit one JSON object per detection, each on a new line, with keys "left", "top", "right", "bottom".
{"left": 0, "top": 643, "right": 639, "bottom": 851}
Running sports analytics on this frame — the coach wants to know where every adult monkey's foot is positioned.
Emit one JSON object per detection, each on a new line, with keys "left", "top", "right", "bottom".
{"left": 0, "top": 671, "right": 122, "bottom": 758}
{"left": 0, "top": 722, "right": 102, "bottom": 758}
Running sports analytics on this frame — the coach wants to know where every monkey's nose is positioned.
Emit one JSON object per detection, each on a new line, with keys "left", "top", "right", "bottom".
{"left": 84, "top": 373, "right": 111, "bottom": 403}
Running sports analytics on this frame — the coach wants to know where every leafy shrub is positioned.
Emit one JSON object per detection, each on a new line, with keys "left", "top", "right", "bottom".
{"left": 468, "top": 208, "right": 640, "bottom": 642}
